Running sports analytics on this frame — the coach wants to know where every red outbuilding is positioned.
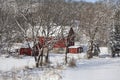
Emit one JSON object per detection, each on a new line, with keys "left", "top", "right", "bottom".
{"left": 20, "top": 48, "right": 32, "bottom": 55}
{"left": 68, "top": 46, "right": 83, "bottom": 54}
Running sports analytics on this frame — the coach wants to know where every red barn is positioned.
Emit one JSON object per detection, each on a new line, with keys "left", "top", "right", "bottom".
{"left": 54, "top": 39, "right": 66, "bottom": 48}
{"left": 19, "top": 27, "right": 75, "bottom": 55}
{"left": 38, "top": 27, "right": 75, "bottom": 48}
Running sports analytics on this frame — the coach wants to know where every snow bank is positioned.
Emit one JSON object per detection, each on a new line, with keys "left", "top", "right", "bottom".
{"left": 100, "top": 47, "right": 108, "bottom": 55}
{"left": 0, "top": 56, "right": 35, "bottom": 72}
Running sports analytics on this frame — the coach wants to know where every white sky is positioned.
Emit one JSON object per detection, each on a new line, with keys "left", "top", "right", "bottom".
{"left": 74, "top": 0, "right": 98, "bottom": 3}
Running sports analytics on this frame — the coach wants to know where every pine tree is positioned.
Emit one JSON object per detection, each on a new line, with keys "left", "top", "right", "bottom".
{"left": 109, "top": 10, "right": 120, "bottom": 57}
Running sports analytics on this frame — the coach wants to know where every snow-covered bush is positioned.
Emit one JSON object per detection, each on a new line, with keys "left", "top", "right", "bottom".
{"left": 68, "top": 57, "right": 77, "bottom": 68}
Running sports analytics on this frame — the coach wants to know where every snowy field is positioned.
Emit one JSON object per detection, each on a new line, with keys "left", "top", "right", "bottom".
{"left": 0, "top": 47, "right": 120, "bottom": 80}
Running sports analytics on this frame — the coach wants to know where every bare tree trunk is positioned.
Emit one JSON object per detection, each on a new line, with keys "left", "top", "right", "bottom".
{"left": 35, "top": 47, "right": 44, "bottom": 67}
{"left": 87, "top": 40, "right": 94, "bottom": 59}
{"left": 87, "top": 27, "right": 98, "bottom": 59}
{"left": 32, "top": 48, "right": 38, "bottom": 67}
{"left": 40, "top": 47, "right": 44, "bottom": 66}
{"left": 36, "top": 61, "right": 39, "bottom": 68}
{"left": 65, "top": 46, "right": 69, "bottom": 64}
{"left": 45, "top": 48, "right": 49, "bottom": 63}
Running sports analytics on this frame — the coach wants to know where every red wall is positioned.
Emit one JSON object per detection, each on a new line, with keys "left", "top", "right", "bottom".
{"left": 69, "top": 47, "right": 83, "bottom": 53}
{"left": 20, "top": 36, "right": 75, "bottom": 55}
{"left": 54, "top": 39, "right": 66, "bottom": 48}
{"left": 39, "top": 37, "right": 67, "bottom": 48}
{"left": 20, "top": 48, "right": 32, "bottom": 56}
{"left": 69, "top": 48, "right": 79, "bottom": 53}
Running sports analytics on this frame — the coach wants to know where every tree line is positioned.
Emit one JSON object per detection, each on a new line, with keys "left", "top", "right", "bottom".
{"left": 0, "top": 0, "right": 120, "bottom": 66}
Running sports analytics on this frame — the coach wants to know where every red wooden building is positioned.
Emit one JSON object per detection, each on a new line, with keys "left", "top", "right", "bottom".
{"left": 68, "top": 46, "right": 83, "bottom": 54}
{"left": 38, "top": 37, "right": 67, "bottom": 48}
{"left": 20, "top": 48, "right": 32, "bottom": 55}
{"left": 20, "top": 27, "right": 75, "bottom": 55}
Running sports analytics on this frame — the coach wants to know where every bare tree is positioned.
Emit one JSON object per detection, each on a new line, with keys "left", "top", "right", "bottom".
{"left": 55, "top": 1, "right": 76, "bottom": 64}
{"left": 14, "top": 0, "right": 68, "bottom": 67}
{"left": 0, "top": 0, "right": 21, "bottom": 54}
{"left": 76, "top": 2, "right": 112, "bottom": 58}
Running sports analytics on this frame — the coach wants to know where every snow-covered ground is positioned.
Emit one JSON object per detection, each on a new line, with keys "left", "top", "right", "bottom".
{"left": 0, "top": 56, "right": 35, "bottom": 71}
{"left": 63, "top": 58, "right": 120, "bottom": 80}
{"left": 0, "top": 47, "right": 120, "bottom": 80}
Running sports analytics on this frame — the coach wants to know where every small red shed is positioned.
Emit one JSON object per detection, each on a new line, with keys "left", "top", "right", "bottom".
{"left": 19, "top": 41, "right": 41, "bottom": 56}
{"left": 69, "top": 46, "right": 83, "bottom": 54}
{"left": 20, "top": 48, "right": 32, "bottom": 56}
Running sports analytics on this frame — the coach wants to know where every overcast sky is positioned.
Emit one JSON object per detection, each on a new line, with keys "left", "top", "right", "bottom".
{"left": 74, "top": 0, "right": 98, "bottom": 3}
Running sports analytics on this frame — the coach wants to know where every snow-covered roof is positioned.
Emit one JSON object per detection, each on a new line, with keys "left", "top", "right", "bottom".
{"left": 21, "top": 41, "right": 34, "bottom": 48}
{"left": 74, "top": 42, "right": 80, "bottom": 46}
{"left": 26, "top": 25, "right": 76, "bottom": 38}
{"left": 69, "top": 46, "right": 81, "bottom": 48}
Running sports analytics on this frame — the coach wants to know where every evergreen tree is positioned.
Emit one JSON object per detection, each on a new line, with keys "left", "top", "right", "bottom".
{"left": 109, "top": 10, "right": 120, "bottom": 57}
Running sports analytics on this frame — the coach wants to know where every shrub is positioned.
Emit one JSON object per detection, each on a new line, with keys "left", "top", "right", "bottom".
{"left": 68, "top": 57, "right": 77, "bottom": 67}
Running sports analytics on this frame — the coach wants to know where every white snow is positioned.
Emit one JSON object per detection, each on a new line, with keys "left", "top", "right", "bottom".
{"left": 0, "top": 47, "right": 120, "bottom": 80}
{"left": 62, "top": 58, "right": 120, "bottom": 80}
{"left": 100, "top": 47, "right": 109, "bottom": 55}
{"left": 69, "top": 46, "right": 81, "bottom": 48}
{"left": 0, "top": 56, "right": 35, "bottom": 71}
{"left": 21, "top": 41, "right": 34, "bottom": 48}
